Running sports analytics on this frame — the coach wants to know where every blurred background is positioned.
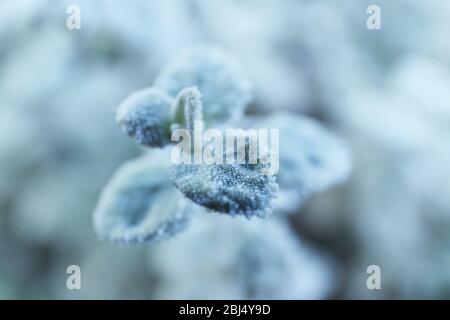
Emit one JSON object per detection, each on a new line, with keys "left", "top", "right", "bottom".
{"left": 1, "top": 0, "right": 450, "bottom": 299}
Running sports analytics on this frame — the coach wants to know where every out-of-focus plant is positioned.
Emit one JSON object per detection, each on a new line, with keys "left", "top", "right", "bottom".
{"left": 150, "top": 213, "right": 334, "bottom": 299}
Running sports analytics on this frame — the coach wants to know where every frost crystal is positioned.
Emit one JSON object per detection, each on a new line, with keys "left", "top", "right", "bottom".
{"left": 155, "top": 47, "right": 252, "bottom": 124}
{"left": 116, "top": 87, "right": 173, "bottom": 147}
{"left": 93, "top": 150, "right": 191, "bottom": 244}
{"left": 170, "top": 163, "right": 277, "bottom": 219}
{"left": 170, "top": 129, "right": 278, "bottom": 218}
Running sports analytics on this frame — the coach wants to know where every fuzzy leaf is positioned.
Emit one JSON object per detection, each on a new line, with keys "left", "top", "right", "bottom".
{"left": 116, "top": 87, "right": 173, "bottom": 147}
{"left": 93, "top": 150, "right": 193, "bottom": 244}
{"left": 170, "top": 163, "right": 277, "bottom": 219}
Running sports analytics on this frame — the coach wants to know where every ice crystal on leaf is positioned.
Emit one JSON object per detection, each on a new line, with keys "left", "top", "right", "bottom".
{"left": 93, "top": 150, "right": 191, "bottom": 244}
{"left": 170, "top": 131, "right": 278, "bottom": 218}
{"left": 170, "top": 163, "right": 277, "bottom": 219}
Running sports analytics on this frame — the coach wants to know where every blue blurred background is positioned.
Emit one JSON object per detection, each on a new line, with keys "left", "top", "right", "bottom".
{"left": 1, "top": 0, "right": 450, "bottom": 299}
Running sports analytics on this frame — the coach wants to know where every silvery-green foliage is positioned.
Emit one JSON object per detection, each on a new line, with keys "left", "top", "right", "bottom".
{"left": 150, "top": 214, "right": 333, "bottom": 299}
{"left": 155, "top": 47, "right": 252, "bottom": 124}
{"left": 247, "top": 111, "right": 351, "bottom": 211}
{"left": 93, "top": 150, "right": 192, "bottom": 244}
{"left": 170, "top": 163, "right": 277, "bottom": 219}
{"left": 116, "top": 88, "right": 174, "bottom": 147}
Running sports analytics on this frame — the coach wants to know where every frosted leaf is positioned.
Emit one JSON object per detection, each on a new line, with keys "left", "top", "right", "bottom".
{"left": 170, "top": 163, "right": 277, "bottom": 219}
{"left": 247, "top": 112, "right": 351, "bottom": 208}
{"left": 172, "top": 86, "right": 203, "bottom": 132}
{"left": 150, "top": 214, "right": 333, "bottom": 299}
{"left": 116, "top": 87, "right": 173, "bottom": 147}
{"left": 93, "top": 150, "right": 192, "bottom": 244}
{"left": 155, "top": 47, "right": 251, "bottom": 124}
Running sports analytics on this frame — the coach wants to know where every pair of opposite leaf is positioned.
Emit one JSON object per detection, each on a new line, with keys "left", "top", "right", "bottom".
{"left": 94, "top": 48, "right": 351, "bottom": 244}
